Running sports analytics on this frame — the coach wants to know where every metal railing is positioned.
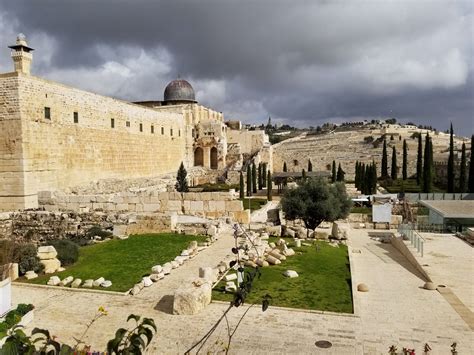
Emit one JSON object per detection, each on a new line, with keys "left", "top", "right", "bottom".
{"left": 399, "top": 223, "right": 425, "bottom": 257}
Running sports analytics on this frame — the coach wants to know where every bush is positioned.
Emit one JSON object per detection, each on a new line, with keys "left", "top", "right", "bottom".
{"left": 15, "top": 304, "right": 34, "bottom": 316}
{"left": 48, "top": 240, "right": 79, "bottom": 266}
{"left": 86, "top": 226, "right": 113, "bottom": 240}
{"left": 5, "top": 312, "right": 21, "bottom": 328}
{"left": 12, "top": 244, "right": 43, "bottom": 275}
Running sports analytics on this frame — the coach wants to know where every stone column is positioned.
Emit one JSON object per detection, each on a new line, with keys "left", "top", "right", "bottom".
{"left": 203, "top": 147, "right": 211, "bottom": 169}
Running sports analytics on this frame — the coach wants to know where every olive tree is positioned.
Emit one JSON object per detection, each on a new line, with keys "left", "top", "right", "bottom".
{"left": 281, "top": 178, "right": 352, "bottom": 230}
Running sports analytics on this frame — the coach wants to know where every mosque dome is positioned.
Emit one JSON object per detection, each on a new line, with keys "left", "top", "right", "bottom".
{"left": 163, "top": 79, "right": 196, "bottom": 103}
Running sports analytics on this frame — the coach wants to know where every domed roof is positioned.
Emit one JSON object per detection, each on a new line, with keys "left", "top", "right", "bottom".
{"left": 164, "top": 79, "right": 196, "bottom": 103}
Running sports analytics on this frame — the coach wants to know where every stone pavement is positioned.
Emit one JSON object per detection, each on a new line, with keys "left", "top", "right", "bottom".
{"left": 11, "top": 226, "right": 474, "bottom": 354}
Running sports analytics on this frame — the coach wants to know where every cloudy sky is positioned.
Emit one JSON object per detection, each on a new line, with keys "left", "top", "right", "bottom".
{"left": 0, "top": 0, "right": 472, "bottom": 134}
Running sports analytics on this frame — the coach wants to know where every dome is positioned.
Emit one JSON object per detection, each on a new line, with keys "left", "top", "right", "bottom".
{"left": 163, "top": 79, "right": 196, "bottom": 103}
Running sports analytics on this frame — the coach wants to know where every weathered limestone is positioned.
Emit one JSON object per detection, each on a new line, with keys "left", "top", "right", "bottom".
{"left": 151, "top": 265, "right": 162, "bottom": 274}
{"left": 40, "top": 258, "right": 61, "bottom": 274}
{"left": 173, "top": 282, "right": 212, "bottom": 315}
{"left": 142, "top": 276, "right": 153, "bottom": 287}
{"left": 24, "top": 271, "right": 38, "bottom": 280}
{"left": 150, "top": 273, "right": 165, "bottom": 282}
{"left": 71, "top": 278, "right": 82, "bottom": 288}
{"left": 82, "top": 279, "right": 94, "bottom": 288}
{"left": 47, "top": 276, "right": 60, "bottom": 286}
{"left": 283, "top": 270, "right": 299, "bottom": 278}
{"left": 93, "top": 277, "right": 105, "bottom": 287}
{"left": 59, "top": 276, "right": 73, "bottom": 286}
{"left": 37, "top": 246, "right": 58, "bottom": 260}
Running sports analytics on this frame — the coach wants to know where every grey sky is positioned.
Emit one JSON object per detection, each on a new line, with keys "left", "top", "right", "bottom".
{"left": 0, "top": 0, "right": 472, "bottom": 134}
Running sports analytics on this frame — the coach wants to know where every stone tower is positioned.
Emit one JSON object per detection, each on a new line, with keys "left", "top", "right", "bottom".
{"left": 8, "top": 34, "right": 34, "bottom": 74}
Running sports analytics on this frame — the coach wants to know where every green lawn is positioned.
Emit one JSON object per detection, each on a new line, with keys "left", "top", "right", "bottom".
{"left": 350, "top": 206, "right": 372, "bottom": 214}
{"left": 381, "top": 178, "right": 445, "bottom": 193}
{"left": 22, "top": 233, "right": 206, "bottom": 292}
{"left": 241, "top": 198, "right": 267, "bottom": 211}
{"left": 213, "top": 240, "right": 353, "bottom": 313}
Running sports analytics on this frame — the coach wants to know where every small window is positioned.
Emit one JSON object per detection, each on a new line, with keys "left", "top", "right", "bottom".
{"left": 192, "top": 128, "right": 195, "bottom": 137}
{"left": 73, "top": 112, "right": 79, "bottom": 123}
{"left": 111, "top": 118, "right": 115, "bottom": 128}
{"left": 151, "top": 125, "right": 154, "bottom": 134}
{"left": 170, "top": 128, "right": 173, "bottom": 136}
{"left": 126, "top": 121, "right": 130, "bottom": 127}
{"left": 139, "top": 123, "right": 143, "bottom": 132}
{"left": 178, "top": 129, "right": 181, "bottom": 137}
{"left": 161, "top": 127, "right": 164, "bottom": 135}
{"left": 44, "top": 107, "right": 51, "bottom": 120}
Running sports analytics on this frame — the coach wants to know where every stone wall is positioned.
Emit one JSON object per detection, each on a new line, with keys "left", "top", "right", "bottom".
{"left": 0, "top": 72, "right": 188, "bottom": 210}
{"left": 39, "top": 191, "right": 249, "bottom": 223}
{"left": 0, "top": 210, "right": 176, "bottom": 244}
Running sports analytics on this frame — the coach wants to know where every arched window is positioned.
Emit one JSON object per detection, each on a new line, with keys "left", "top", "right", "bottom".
{"left": 194, "top": 147, "right": 204, "bottom": 167}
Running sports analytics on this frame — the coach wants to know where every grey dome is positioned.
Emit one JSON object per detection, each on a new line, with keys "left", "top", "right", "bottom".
{"left": 164, "top": 79, "right": 196, "bottom": 103}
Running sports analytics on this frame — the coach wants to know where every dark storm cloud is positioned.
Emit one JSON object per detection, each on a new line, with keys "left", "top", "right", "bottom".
{"left": 0, "top": 0, "right": 472, "bottom": 133}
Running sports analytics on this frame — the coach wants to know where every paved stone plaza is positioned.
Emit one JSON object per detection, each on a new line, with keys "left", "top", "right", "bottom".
{"left": 11, "top": 223, "right": 473, "bottom": 354}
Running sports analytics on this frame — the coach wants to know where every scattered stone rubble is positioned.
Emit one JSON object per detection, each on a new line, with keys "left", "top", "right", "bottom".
{"left": 130, "top": 221, "right": 223, "bottom": 297}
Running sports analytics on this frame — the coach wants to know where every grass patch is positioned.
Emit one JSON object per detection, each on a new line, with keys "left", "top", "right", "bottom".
{"left": 22, "top": 233, "right": 206, "bottom": 292}
{"left": 381, "top": 178, "right": 445, "bottom": 193}
{"left": 241, "top": 198, "right": 267, "bottom": 211}
{"left": 192, "top": 183, "right": 239, "bottom": 192}
{"left": 213, "top": 240, "right": 353, "bottom": 313}
{"left": 350, "top": 206, "right": 372, "bottom": 214}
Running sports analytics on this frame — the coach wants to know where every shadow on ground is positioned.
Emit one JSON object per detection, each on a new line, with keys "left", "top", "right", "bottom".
{"left": 154, "top": 295, "right": 174, "bottom": 314}
{"left": 371, "top": 241, "right": 427, "bottom": 282}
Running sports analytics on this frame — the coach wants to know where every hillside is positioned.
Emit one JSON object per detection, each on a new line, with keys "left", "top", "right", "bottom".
{"left": 272, "top": 124, "right": 471, "bottom": 181}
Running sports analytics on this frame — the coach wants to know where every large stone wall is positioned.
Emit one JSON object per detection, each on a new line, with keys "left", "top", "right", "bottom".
{"left": 39, "top": 191, "right": 249, "bottom": 223}
{"left": 0, "top": 72, "right": 188, "bottom": 210}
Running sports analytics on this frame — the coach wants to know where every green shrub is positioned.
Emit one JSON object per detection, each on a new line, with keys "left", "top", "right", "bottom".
{"left": 15, "top": 304, "right": 34, "bottom": 316}
{"left": 5, "top": 312, "right": 21, "bottom": 328}
{"left": 48, "top": 240, "right": 79, "bottom": 266}
{"left": 0, "top": 321, "right": 8, "bottom": 333}
{"left": 86, "top": 226, "right": 113, "bottom": 239}
{"left": 12, "top": 244, "right": 43, "bottom": 276}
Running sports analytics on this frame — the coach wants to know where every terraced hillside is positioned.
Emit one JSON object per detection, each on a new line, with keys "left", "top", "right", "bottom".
{"left": 272, "top": 125, "right": 470, "bottom": 180}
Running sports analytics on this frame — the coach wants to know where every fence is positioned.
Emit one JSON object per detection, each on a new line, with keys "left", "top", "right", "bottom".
{"left": 404, "top": 193, "right": 472, "bottom": 202}
{"left": 398, "top": 223, "right": 425, "bottom": 257}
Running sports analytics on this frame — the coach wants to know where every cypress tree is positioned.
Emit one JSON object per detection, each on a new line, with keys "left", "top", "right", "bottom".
{"left": 239, "top": 171, "right": 244, "bottom": 199}
{"left": 355, "top": 161, "right": 359, "bottom": 189}
{"left": 447, "top": 123, "right": 455, "bottom": 192}
{"left": 258, "top": 163, "right": 263, "bottom": 190}
{"left": 391, "top": 146, "right": 398, "bottom": 180}
{"left": 246, "top": 165, "right": 252, "bottom": 197}
{"left": 175, "top": 162, "right": 189, "bottom": 192}
{"left": 252, "top": 163, "right": 257, "bottom": 193}
{"left": 459, "top": 142, "right": 467, "bottom": 193}
{"left": 283, "top": 162, "right": 287, "bottom": 172}
{"left": 308, "top": 159, "right": 313, "bottom": 172}
{"left": 417, "top": 134, "right": 423, "bottom": 186}
{"left": 469, "top": 135, "right": 474, "bottom": 193}
{"left": 331, "top": 160, "right": 336, "bottom": 183}
{"left": 371, "top": 162, "right": 378, "bottom": 194}
{"left": 363, "top": 164, "right": 370, "bottom": 194}
{"left": 422, "top": 133, "right": 433, "bottom": 193}
{"left": 359, "top": 164, "right": 367, "bottom": 195}
{"left": 337, "top": 163, "right": 345, "bottom": 182}
{"left": 302, "top": 169, "right": 306, "bottom": 181}
{"left": 381, "top": 139, "right": 388, "bottom": 178}
{"left": 262, "top": 163, "right": 267, "bottom": 188}
{"left": 402, "top": 139, "right": 408, "bottom": 180}
{"left": 267, "top": 171, "right": 272, "bottom": 201}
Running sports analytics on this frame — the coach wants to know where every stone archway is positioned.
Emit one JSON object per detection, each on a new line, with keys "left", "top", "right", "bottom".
{"left": 194, "top": 147, "right": 204, "bottom": 166}
{"left": 210, "top": 147, "right": 218, "bottom": 169}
